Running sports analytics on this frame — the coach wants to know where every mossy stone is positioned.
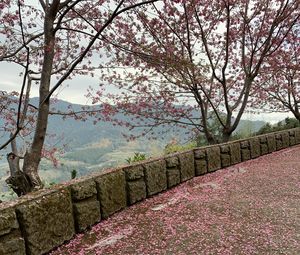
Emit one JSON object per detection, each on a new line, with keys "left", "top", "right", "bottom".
{"left": 249, "top": 138, "right": 261, "bottom": 158}
{"left": 73, "top": 198, "right": 101, "bottom": 232}
{"left": 16, "top": 189, "right": 75, "bottom": 255}
{"left": 144, "top": 160, "right": 167, "bottom": 196}
{"left": 195, "top": 159, "right": 207, "bottom": 176}
{"left": 96, "top": 171, "right": 127, "bottom": 219}
{"left": 178, "top": 151, "right": 195, "bottom": 182}
{"left": 127, "top": 180, "right": 147, "bottom": 205}
{"left": 230, "top": 143, "right": 241, "bottom": 165}
{"left": 206, "top": 146, "right": 221, "bottom": 172}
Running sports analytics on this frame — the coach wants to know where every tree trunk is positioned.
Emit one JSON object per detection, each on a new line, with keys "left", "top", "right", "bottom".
{"left": 5, "top": 153, "right": 32, "bottom": 196}
{"left": 221, "top": 129, "right": 232, "bottom": 143}
{"left": 21, "top": 3, "right": 59, "bottom": 193}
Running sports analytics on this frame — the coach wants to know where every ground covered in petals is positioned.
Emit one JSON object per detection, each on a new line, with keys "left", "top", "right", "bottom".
{"left": 50, "top": 146, "right": 300, "bottom": 255}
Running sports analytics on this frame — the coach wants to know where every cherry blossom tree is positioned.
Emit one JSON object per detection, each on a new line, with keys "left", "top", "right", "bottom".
{"left": 253, "top": 26, "right": 300, "bottom": 121}
{"left": 0, "top": 0, "right": 158, "bottom": 196}
{"left": 91, "top": 0, "right": 300, "bottom": 144}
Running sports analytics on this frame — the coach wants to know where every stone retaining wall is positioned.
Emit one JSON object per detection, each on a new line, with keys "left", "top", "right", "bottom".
{"left": 1, "top": 128, "right": 300, "bottom": 255}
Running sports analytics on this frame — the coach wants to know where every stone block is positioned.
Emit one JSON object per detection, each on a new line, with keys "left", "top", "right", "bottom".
{"left": 267, "top": 134, "right": 276, "bottom": 152}
{"left": 0, "top": 208, "right": 19, "bottom": 236}
{"left": 165, "top": 156, "right": 179, "bottom": 168}
{"left": 241, "top": 149, "right": 251, "bottom": 161}
{"left": 96, "top": 171, "right": 127, "bottom": 219}
{"left": 240, "top": 141, "right": 249, "bottom": 149}
{"left": 206, "top": 146, "right": 221, "bottom": 172}
{"left": 259, "top": 136, "right": 267, "bottom": 143}
{"left": 195, "top": 159, "right": 207, "bottom": 176}
{"left": 73, "top": 198, "right": 101, "bottom": 232}
{"left": 275, "top": 134, "right": 283, "bottom": 150}
{"left": 178, "top": 151, "right": 195, "bottom": 182}
{"left": 220, "top": 145, "right": 230, "bottom": 153}
{"left": 70, "top": 179, "right": 97, "bottom": 201}
{"left": 249, "top": 137, "right": 261, "bottom": 158}
{"left": 281, "top": 132, "right": 290, "bottom": 148}
{"left": 290, "top": 136, "right": 296, "bottom": 146}
{"left": 260, "top": 143, "right": 268, "bottom": 155}
{"left": 221, "top": 154, "right": 231, "bottom": 167}
{"left": 144, "top": 160, "right": 167, "bottom": 196}
{"left": 16, "top": 189, "right": 75, "bottom": 255}
{"left": 295, "top": 129, "right": 300, "bottom": 144}
{"left": 230, "top": 143, "right": 241, "bottom": 165}
{"left": 0, "top": 233, "right": 26, "bottom": 255}
{"left": 166, "top": 168, "right": 181, "bottom": 188}
{"left": 260, "top": 135, "right": 268, "bottom": 155}
{"left": 127, "top": 180, "right": 147, "bottom": 205}
{"left": 124, "top": 165, "right": 144, "bottom": 181}
{"left": 194, "top": 149, "right": 206, "bottom": 159}
{"left": 289, "top": 130, "right": 296, "bottom": 146}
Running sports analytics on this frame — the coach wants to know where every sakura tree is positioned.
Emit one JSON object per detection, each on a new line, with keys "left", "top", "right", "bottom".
{"left": 91, "top": 0, "right": 300, "bottom": 144}
{"left": 0, "top": 0, "right": 158, "bottom": 196}
{"left": 253, "top": 26, "right": 300, "bottom": 121}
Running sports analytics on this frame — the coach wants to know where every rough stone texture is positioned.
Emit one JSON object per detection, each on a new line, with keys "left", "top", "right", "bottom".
{"left": 0, "top": 207, "right": 26, "bottom": 255}
{"left": 195, "top": 159, "right": 207, "bottom": 176}
{"left": 73, "top": 198, "right": 101, "bottom": 232}
{"left": 178, "top": 152, "right": 195, "bottom": 182}
{"left": 127, "top": 180, "right": 147, "bottom": 205}
{"left": 0, "top": 208, "right": 19, "bottom": 236}
{"left": 124, "top": 165, "right": 144, "bottom": 181}
{"left": 249, "top": 137, "right": 261, "bottom": 159}
{"left": 260, "top": 136, "right": 267, "bottom": 143}
{"left": 166, "top": 168, "right": 181, "bottom": 188}
{"left": 96, "top": 171, "right": 127, "bottom": 219}
{"left": 206, "top": 146, "right": 221, "bottom": 172}
{"left": 194, "top": 149, "right": 206, "bottom": 159}
{"left": 230, "top": 143, "right": 241, "bottom": 165}
{"left": 240, "top": 141, "right": 249, "bottom": 149}
{"left": 260, "top": 136, "right": 269, "bottom": 155}
{"left": 144, "top": 160, "right": 167, "bottom": 196}
{"left": 16, "top": 189, "right": 74, "bottom": 255}
{"left": 0, "top": 233, "right": 26, "bottom": 255}
{"left": 220, "top": 144, "right": 231, "bottom": 168}
{"left": 221, "top": 154, "right": 231, "bottom": 168}
{"left": 260, "top": 143, "right": 269, "bottom": 155}
{"left": 220, "top": 145, "right": 230, "bottom": 153}
{"left": 275, "top": 134, "right": 283, "bottom": 150}
{"left": 295, "top": 129, "right": 300, "bottom": 144}
{"left": 267, "top": 134, "right": 276, "bottom": 153}
{"left": 281, "top": 132, "right": 290, "bottom": 148}
{"left": 165, "top": 156, "right": 179, "bottom": 168}
{"left": 241, "top": 149, "right": 251, "bottom": 161}
{"left": 289, "top": 130, "right": 296, "bottom": 146}
{"left": 71, "top": 179, "right": 97, "bottom": 201}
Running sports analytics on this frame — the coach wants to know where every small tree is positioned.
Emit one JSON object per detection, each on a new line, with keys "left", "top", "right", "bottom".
{"left": 0, "top": 0, "right": 158, "bottom": 196}
{"left": 89, "top": 0, "right": 300, "bottom": 144}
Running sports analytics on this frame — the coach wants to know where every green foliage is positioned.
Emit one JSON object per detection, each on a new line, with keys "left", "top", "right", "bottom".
{"left": 42, "top": 180, "right": 56, "bottom": 188}
{"left": 164, "top": 141, "right": 197, "bottom": 155}
{"left": 256, "top": 117, "right": 300, "bottom": 135}
{"left": 71, "top": 169, "right": 77, "bottom": 179}
{"left": 126, "top": 152, "right": 146, "bottom": 164}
